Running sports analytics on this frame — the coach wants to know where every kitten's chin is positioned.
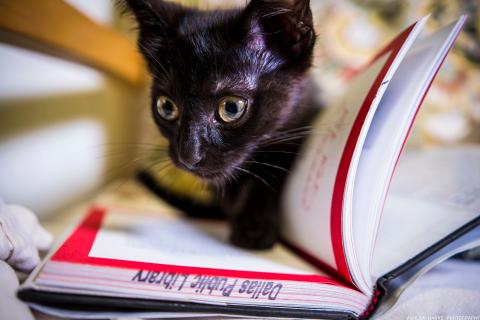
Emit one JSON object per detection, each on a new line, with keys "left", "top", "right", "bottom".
{"left": 192, "top": 170, "right": 232, "bottom": 184}
{"left": 171, "top": 152, "right": 247, "bottom": 185}
{"left": 179, "top": 165, "right": 235, "bottom": 185}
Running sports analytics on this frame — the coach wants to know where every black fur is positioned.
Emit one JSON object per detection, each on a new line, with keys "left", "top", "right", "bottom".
{"left": 124, "top": 0, "right": 321, "bottom": 249}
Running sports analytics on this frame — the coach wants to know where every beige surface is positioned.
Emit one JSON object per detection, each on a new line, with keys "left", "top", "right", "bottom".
{"left": 0, "top": 0, "right": 145, "bottom": 86}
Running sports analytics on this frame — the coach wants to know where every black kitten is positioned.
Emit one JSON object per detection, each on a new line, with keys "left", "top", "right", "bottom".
{"left": 124, "top": 0, "right": 321, "bottom": 249}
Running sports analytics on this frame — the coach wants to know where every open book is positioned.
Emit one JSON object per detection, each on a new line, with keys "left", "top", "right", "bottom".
{"left": 19, "top": 15, "right": 480, "bottom": 319}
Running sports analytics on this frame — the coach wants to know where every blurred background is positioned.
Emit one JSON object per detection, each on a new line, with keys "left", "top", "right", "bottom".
{"left": 0, "top": 0, "right": 479, "bottom": 220}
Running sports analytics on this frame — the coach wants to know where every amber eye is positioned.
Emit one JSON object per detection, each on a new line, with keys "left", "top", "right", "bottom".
{"left": 218, "top": 96, "right": 248, "bottom": 123}
{"left": 156, "top": 96, "right": 179, "bottom": 121}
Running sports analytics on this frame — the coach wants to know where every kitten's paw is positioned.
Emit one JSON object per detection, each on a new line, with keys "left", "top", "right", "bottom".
{"left": 230, "top": 218, "right": 278, "bottom": 250}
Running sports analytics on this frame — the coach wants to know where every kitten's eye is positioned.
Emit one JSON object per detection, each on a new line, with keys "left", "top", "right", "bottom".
{"left": 218, "top": 96, "right": 248, "bottom": 123}
{"left": 156, "top": 96, "right": 179, "bottom": 121}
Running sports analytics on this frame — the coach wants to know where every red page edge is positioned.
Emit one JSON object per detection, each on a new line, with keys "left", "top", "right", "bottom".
{"left": 330, "top": 23, "right": 417, "bottom": 282}
{"left": 331, "top": 16, "right": 466, "bottom": 284}
{"left": 279, "top": 22, "right": 420, "bottom": 287}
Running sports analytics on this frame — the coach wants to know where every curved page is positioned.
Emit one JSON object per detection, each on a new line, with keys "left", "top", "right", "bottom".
{"left": 282, "top": 17, "right": 427, "bottom": 288}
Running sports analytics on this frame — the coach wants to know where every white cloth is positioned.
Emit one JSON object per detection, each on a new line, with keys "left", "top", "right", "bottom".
{"left": 0, "top": 200, "right": 52, "bottom": 272}
{"left": 0, "top": 200, "right": 52, "bottom": 320}
{"left": 378, "top": 259, "right": 480, "bottom": 319}
{"left": 0, "top": 260, "right": 35, "bottom": 320}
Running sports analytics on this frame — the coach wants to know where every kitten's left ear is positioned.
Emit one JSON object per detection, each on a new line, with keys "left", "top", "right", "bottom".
{"left": 245, "top": 0, "right": 315, "bottom": 59}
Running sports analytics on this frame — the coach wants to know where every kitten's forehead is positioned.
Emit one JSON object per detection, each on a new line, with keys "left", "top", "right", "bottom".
{"left": 177, "top": 10, "right": 239, "bottom": 37}
{"left": 177, "top": 12, "right": 238, "bottom": 59}
{"left": 172, "top": 21, "right": 272, "bottom": 94}
{"left": 214, "top": 74, "right": 258, "bottom": 93}
{"left": 159, "top": 8, "right": 286, "bottom": 96}
{"left": 175, "top": 43, "right": 272, "bottom": 95}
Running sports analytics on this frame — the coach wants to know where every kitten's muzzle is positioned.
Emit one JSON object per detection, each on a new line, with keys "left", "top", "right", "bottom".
{"left": 177, "top": 153, "right": 203, "bottom": 170}
{"left": 175, "top": 154, "right": 226, "bottom": 180}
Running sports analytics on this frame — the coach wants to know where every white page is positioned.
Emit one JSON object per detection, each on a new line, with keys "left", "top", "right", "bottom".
{"left": 89, "top": 208, "right": 319, "bottom": 275}
{"left": 372, "top": 146, "right": 480, "bottom": 278}
{"left": 347, "top": 17, "right": 467, "bottom": 292}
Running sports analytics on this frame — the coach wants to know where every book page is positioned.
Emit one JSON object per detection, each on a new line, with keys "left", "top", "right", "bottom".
{"left": 372, "top": 146, "right": 480, "bottom": 278}
{"left": 89, "top": 207, "right": 320, "bottom": 275}
{"left": 23, "top": 183, "right": 371, "bottom": 316}
{"left": 349, "top": 17, "right": 466, "bottom": 292}
{"left": 282, "top": 17, "right": 427, "bottom": 285}
{"left": 32, "top": 205, "right": 370, "bottom": 315}
{"left": 282, "top": 54, "right": 389, "bottom": 272}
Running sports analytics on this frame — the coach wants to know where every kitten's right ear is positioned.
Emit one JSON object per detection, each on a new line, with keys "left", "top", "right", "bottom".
{"left": 120, "top": 0, "right": 185, "bottom": 72}
{"left": 122, "top": 0, "right": 181, "bottom": 33}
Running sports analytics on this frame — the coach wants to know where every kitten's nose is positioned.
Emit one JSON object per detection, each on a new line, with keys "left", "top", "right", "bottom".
{"left": 178, "top": 152, "right": 203, "bottom": 170}
{"left": 177, "top": 120, "right": 205, "bottom": 170}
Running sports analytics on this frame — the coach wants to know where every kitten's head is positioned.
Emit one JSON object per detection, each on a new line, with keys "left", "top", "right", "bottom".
{"left": 125, "top": 0, "right": 316, "bottom": 181}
